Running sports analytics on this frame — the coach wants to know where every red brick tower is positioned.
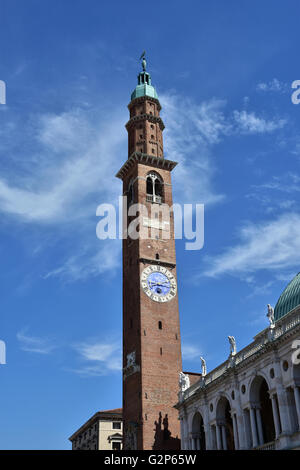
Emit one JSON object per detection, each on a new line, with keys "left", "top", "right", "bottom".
{"left": 116, "top": 55, "right": 182, "bottom": 450}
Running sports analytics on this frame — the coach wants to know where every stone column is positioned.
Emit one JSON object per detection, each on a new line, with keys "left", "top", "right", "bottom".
{"left": 216, "top": 425, "right": 222, "bottom": 450}
{"left": 243, "top": 408, "right": 252, "bottom": 449}
{"left": 179, "top": 418, "right": 185, "bottom": 450}
{"left": 255, "top": 407, "right": 264, "bottom": 445}
{"left": 249, "top": 407, "right": 258, "bottom": 448}
{"left": 276, "top": 387, "right": 291, "bottom": 435}
{"left": 196, "top": 437, "right": 201, "bottom": 450}
{"left": 293, "top": 386, "right": 300, "bottom": 430}
{"left": 210, "top": 425, "right": 216, "bottom": 450}
{"left": 232, "top": 413, "right": 239, "bottom": 450}
{"left": 221, "top": 425, "right": 227, "bottom": 450}
{"left": 203, "top": 404, "right": 211, "bottom": 450}
{"left": 270, "top": 394, "right": 281, "bottom": 438}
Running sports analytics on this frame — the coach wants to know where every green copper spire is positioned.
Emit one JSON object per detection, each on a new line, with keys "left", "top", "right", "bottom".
{"left": 131, "top": 52, "right": 158, "bottom": 101}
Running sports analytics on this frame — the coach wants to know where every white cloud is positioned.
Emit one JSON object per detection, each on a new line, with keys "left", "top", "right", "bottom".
{"left": 72, "top": 339, "right": 121, "bottom": 377}
{"left": 182, "top": 343, "right": 202, "bottom": 361}
{"left": 233, "top": 110, "right": 286, "bottom": 134}
{"left": 204, "top": 212, "right": 300, "bottom": 278}
{"left": 44, "top": 240, "right": 121, "bottom": 282}
{"left": 256, "top": 78, "right": 288, "bottom": 93}
{"left": 17, "top": 329, "right": 57, "bottom": 354}
{"left": 161, "top": 94, "right": 227, "bottom": 206}
{"left": 254, "top": 172, "right": 300, "bottom": 194}
{"left": 0, "top": 92, "right": 288, "bottom": 282}
{"left": 0, "top": 108, "right": 126, "bottom": 223}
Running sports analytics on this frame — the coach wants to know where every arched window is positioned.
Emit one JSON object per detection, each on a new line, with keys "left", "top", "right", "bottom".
{"left": 127, "top": 179, "right": 134, "bottom": 207}
{"left": 146, "top": 172, "right": 164, "bottom": 203}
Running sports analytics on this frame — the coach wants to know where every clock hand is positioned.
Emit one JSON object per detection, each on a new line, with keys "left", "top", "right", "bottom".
{"left": 149, "top": 281, "right": 170, "bottom": 287}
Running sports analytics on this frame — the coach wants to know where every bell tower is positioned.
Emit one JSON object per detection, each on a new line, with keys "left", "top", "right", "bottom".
{"left": 116, "top": 55, "right": 182, "bottom": 450}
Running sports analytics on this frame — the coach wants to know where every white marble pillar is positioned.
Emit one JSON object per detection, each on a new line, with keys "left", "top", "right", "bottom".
{"left": 216, "top": 425, "right": 222, "bottom": 450}
{"left": 232, "top": 413, "right": 239, "bottom": 450}
{"left": 221, "top": 425, "right": 227, "bottom": 450}
{"left": 277, "top": 388, "right": 291, "bottom": 435}
{"left": 293, "top": 386, "right": 300, "bottom": 431}
{"left": 255, "top": 408, "right": 264, "bottom": 445}
{"left": 271, "top": 394, "right": 281, "bottom": 438}
{"left": 249, "top": 407, "right": 258, "bottom": 448}
{"left": 179, "top": 418, "right": 185, "bottom": 450}
{"left": 210, "top": 425, "right": 216, "bottom": 450}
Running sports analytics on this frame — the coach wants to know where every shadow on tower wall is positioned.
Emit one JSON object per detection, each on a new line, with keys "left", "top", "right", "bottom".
{"left": 152, "top": 412, "right": 181, "bottom": 450}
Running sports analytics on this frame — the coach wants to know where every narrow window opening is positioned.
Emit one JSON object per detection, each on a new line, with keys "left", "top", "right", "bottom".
{"left": 160, "top": 347, "right": 162, "bottom": 355}
{"left": 144, "top": 329, "right": 146, "bottom": 336}
{"left": 156, "top": 253, "right": 159, "bottom": 260}
{"left": 158, "top": 321, "right": 162, "bottom": 330}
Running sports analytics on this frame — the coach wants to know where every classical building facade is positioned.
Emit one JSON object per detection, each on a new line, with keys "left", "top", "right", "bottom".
{"left": 176, "top": 273, "right": 300, "bottom": 450}
{"left": 69, "top": 408, "right": 123, "bottom": 450}
{"left": 116, "top": 56, "right": 182, "bottom": 450}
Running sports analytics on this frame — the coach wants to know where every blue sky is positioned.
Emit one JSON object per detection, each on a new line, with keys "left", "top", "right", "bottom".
{"left": 0, "top": 0, "right": 300, "bottom": 449}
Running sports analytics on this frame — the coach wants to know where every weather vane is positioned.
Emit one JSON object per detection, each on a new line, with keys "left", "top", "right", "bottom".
{"left": 139, "top": 51, "right": 146, "bottom": 72}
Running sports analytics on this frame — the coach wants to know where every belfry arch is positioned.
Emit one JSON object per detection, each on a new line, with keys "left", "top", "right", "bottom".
{"left": 146, "top": 171, "right": 164, "bottom": 203}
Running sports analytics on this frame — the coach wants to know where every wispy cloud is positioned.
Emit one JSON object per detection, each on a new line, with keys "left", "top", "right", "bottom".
{"left": 256, "top": 78, "right": 288, "bottom": 93}
{"left": 161, "top": 94, "right": 228, "bottom": 206}
{"left": 253, "top": 172, "right": 300, "bottom": 194}
{"left": 44, "top": 240, "right": 121, "bottom": 282}
{"left": 71, "top": 339, "right": 121, "bottom": 377}
{"left": 0, "top": 108, "right": 126, "bottom": 223}
{"left": 182, "top": 343, "right": 202, "bottom": 361}
{"left": 246, "top": 172, "right": 300, "bottom": 214}
{"left": 162, "top": 94, "right": 287, "bottom": 208}
{"left": 17, "top": 329, "right": 57, "bottom": 354}
{"left": 233, "top": 110, "right": 286, "bottom": 134}
{"left": 203, "top": 212, "right": 300, "bottom": 278}
{"left": 0, "top": 91, "right": 289, "bottom": 282}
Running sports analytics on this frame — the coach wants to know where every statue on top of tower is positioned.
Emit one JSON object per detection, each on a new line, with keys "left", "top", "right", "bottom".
{"left": 139, "top": 50, "right": 147, "bottom": 71}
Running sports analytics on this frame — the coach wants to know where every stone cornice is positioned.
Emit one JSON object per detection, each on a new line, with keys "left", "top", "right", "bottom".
{"left": 139, "top": 257, "right": 176, "bottom": 269}
{"left": 115, "top": 152, "right": 178, "bottom": 180}
{"left": 128, "top": 95, "right": 162, "bottom": 112}
{"left": 178, "top": 308, "right": 300, "bottom": 408}
{"left": 125, "top": 113, "right": 165, "bottom": 131}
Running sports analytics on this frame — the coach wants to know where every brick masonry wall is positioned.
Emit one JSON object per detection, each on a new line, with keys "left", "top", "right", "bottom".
{"left": 122, "top": 95, "right": 182, "bottom": 450}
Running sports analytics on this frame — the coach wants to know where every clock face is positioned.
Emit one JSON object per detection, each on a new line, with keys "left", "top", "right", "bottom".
{"left": 141, "top": 265, "right": 177, "bottom": 302}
